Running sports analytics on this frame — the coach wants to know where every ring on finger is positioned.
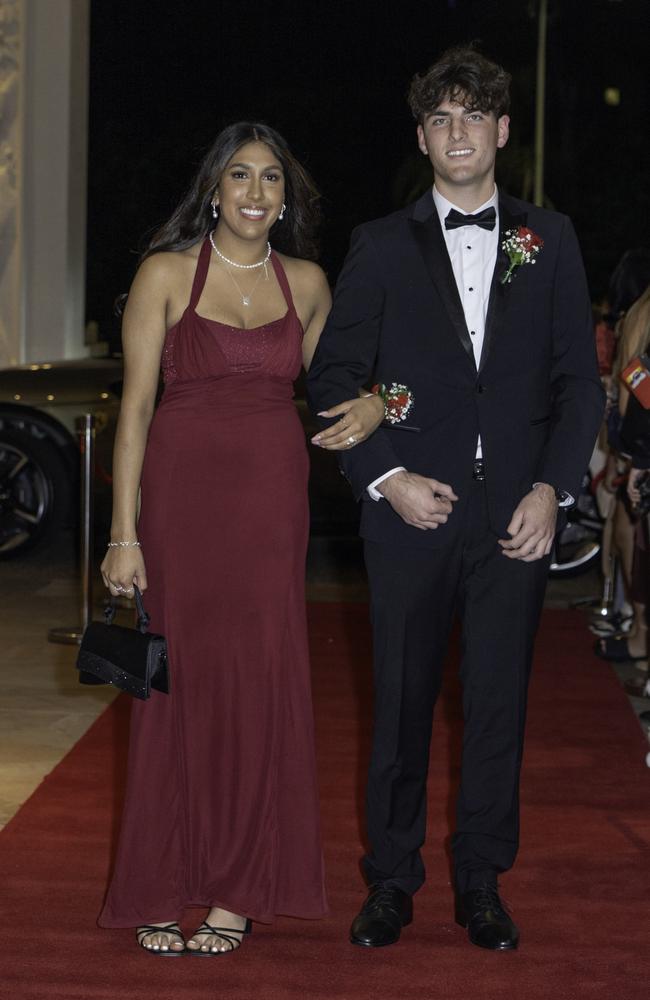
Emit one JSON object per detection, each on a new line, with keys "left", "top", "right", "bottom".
{"left": 346, "top": 435, "right": 357, "bottom": 446}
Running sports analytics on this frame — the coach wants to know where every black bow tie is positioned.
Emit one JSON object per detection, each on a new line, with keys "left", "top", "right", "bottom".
{"left": 444, "top": 206, "right": 497, "bottom": 231}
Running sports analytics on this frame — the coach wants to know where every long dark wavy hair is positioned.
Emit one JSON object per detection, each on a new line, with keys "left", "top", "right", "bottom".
{"left": 140, "top": 122, "right": 322, "bottom": 264}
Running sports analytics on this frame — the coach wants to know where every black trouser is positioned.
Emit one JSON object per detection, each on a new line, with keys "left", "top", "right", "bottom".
{"left": 362, "top": 479, "right": 549, "bottom": 895}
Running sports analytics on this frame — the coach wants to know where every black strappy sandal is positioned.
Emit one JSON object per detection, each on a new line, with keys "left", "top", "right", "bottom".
{"left": 187, "top": 917, "right": 252, "bottom": 955}
{"left": 136, "top": 922, "right": 185, "bottom": 956}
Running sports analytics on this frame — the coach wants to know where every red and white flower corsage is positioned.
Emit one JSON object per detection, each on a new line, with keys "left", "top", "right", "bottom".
{"left": 372, "top": 382, "right": 415, "bottom": 424}
{"left": 501, "top": 226, "right": 544, "bottom": 284}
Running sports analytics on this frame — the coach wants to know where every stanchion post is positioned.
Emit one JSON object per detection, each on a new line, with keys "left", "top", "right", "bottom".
{"left": 48, "top": 414, "right": 96, "bottom": 645}
{"left": 80, "top": 413, "right": 95, "bottom": 632}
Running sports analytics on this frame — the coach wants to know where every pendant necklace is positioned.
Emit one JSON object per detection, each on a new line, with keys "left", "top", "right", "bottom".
{"left": 223, "top": 261, "right": 268, "bottom": 307}
{"left": 209, "top": 230, "right": 271, "bottom": 307}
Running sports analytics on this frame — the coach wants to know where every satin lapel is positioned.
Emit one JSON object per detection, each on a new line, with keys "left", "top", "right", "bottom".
{"left": 478, "top": 197, "right": 527, "bottom": 372}
{"left": 409, "top": 210, "right": 476, "bottom": 369}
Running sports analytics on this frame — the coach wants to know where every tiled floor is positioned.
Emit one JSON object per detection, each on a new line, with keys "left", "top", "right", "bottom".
{"left": 1, "top": 530, "right": 647, "bottom": 830}
{"left": 0, "top": 536, "right": 117, "bottom": 828}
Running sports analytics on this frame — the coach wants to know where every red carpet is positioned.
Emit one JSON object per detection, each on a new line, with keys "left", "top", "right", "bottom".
{"left": 2, "top": 606, "right": 649, "bottom": 999}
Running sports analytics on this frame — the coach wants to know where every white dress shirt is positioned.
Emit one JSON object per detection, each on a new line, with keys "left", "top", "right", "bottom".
{"left": 367, "top": 185, "right": 498, "bottom": 500}
{"left": 434, "top": 185, "right": 499, "bottom": 379}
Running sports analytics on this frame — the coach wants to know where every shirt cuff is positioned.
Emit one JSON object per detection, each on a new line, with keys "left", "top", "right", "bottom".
{"left": 367, "top": 467, "right": 406, "bottom": 501}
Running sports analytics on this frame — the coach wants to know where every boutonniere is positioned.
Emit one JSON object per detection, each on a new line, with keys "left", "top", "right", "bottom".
{"left": 371, "top": 382, "right": 415, "bottom": 424}
{"left": 501, "top": 226, "right": 544, "bottom": 284}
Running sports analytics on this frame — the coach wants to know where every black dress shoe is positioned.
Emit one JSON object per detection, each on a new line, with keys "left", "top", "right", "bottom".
{"left": 350, "top": 885, "right": 413, "bottom": 947}
{"left": 455, "top": 884, "right": 519, "bottom": 951}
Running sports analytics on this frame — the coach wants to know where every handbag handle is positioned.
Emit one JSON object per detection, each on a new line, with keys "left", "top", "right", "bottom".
{"left": 103, "top": 583, "right": 151, "bottom": 634}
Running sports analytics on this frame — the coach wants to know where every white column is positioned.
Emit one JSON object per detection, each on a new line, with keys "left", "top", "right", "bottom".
{"left": 0, "top": 0, "right": 89, "bottom": 367}
{"left": 0, "top": 0, "right": 22, "bottom": 366}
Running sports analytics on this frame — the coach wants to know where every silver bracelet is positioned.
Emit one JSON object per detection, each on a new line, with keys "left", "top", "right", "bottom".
{"left": 107, "top": 540, "right": 141, "bottom": 548}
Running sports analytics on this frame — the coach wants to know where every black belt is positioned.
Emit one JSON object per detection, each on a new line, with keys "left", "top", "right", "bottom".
{"left": 472, "top": 459, "right": 486, "bottom": 481}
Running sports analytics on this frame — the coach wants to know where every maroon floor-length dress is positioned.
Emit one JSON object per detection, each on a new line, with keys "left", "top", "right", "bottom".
{"left": 99, "top": 239, "right": 328, "bottom": 927}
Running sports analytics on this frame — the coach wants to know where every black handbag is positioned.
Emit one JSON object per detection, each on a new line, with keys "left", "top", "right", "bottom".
{"left": 76, "top": 585, "right": 169, "bottom": 700}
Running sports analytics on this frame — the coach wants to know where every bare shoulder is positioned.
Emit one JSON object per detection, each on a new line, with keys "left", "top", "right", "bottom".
{"left": 126, "top": 248, "right": 201, "bottom": 324}
{"left": 278, "top": 254, "right": 329, "bottom": 292}
{"left": 277, "top": 254, "right": 331, "bottom": 338}
{"left": 133, "top": 247, "right": 197, "bottom": 292}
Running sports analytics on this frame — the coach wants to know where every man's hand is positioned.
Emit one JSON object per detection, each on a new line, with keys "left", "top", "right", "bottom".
{"left": 378, "top": 471, "right": 458, "bottom": 530}
{"left": 499, "top": 483, "right": 557, "bottom": 561}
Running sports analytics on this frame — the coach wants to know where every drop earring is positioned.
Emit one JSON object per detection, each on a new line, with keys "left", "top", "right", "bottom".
{"left": 211, "top": 202, "right": 219, "bottom": 219}
{"left": 279, "top": 203, "right": 286, "bottom": 221}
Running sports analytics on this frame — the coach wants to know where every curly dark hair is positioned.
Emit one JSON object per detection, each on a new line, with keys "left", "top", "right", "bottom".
{"left": 408, "top": 45, "right": 511, "bottom": 123}
{"left": 140, "top": 122, "right": 322, "bottom": 263}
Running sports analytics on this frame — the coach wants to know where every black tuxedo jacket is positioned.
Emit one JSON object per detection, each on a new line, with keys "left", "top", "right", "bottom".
{"left": 307, "top": 190, "right": 605, "bottom": 549}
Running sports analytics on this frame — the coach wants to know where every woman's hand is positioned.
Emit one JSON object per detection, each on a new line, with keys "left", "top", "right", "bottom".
{"left": 311, "top": 393, "right": 385, "bottom": 450}
{"left": 100, "top": 547, "right": 148, "bottom": 598}
{"left": 627, "top": 467, "right": 645, "bottom": 507}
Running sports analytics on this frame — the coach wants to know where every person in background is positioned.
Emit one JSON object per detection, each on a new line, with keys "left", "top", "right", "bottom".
{"left": 595, "top": 249, "right": 650, "bottom": 668}
{"left": 618, "top": 282, "right": 650, "bottom": 698}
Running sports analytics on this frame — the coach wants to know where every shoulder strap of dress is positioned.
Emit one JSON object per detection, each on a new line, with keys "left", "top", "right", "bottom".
{"left": 188, "top": 237, "right": 212, "bottom": 311}
{"left": 270, "top": 251, "right": 296, "bottom": 313}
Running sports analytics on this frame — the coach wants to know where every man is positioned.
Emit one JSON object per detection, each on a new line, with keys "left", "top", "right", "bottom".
{"left": 307, "top": 46, "right": 604, "bottom": 951}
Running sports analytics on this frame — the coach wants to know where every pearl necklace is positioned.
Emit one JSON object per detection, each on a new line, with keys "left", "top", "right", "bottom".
{"left": 209, "top": 231, "right": 271, "bottom": 269}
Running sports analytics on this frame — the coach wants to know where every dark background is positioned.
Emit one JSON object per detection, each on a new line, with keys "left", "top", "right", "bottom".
{"left": 86, "top": 0, "right": 650, "bottom": 345}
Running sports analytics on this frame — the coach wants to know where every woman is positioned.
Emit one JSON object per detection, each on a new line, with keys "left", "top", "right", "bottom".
{"left": 619, "top": 283, "right": 650, "bottom": 697}
{"left": 595, "top": 249, "right": 650, "bottom": 665}
{"left": 98, "top": 122, "right": 383, "bottom": 954}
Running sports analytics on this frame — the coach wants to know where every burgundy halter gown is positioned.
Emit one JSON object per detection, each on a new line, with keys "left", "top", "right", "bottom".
{"left": 99, "top": 239, "right": 328, "bottom": 926}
